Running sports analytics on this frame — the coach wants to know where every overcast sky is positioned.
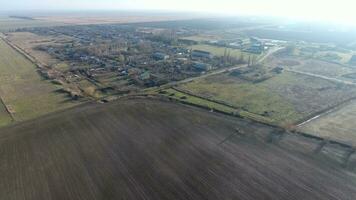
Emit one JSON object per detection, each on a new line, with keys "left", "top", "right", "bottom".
{"left": 1, "top": 0, "right": 356, "bottom": 25}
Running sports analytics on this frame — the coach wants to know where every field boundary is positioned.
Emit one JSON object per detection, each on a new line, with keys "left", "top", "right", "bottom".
{"left": 0, "top": 95, "right": 15, "bottom": 122}
{"left": 172, "top": 87, "right": 238, "bottom": 109}
{"left": 296, "top": 95, "right": 356, "bottom": 127}
{"left": 136, "top": 94, "right": 356, "bottom": 152}
{"left": 120, "top": 95, "right": 356, "bottom": 168}
{"left": 168, "top": 87, "right": 275, "bottom": 125}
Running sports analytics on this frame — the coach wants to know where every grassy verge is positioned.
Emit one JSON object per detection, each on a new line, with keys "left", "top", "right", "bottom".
{"left": 157, "top": 88, "right": 275, "bottom": 125}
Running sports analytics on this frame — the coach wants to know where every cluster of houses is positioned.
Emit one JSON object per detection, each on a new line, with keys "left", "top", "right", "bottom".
{"left": 206, "top": 37, "right": 268, "bottom": 54}
{"left": 25, "top": 24, "right": 229, "bottom": 90}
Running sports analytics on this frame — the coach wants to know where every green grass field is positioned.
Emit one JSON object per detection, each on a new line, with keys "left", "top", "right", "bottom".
{"left": 0, "top": 39, "right": 78, "bottom": 126}
{"left": 179, "top": 73, "right": 300, "bottom": 126}
{"left": 158, "top": 88, "right": 275, "bottom": 125}
{"left": 162, "top": 88, "right": 236, "bottom": 113}
{"left": 0, "top": 100, "right": 12, "bottom": 127}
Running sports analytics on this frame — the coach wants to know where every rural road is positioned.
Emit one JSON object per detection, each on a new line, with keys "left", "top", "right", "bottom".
{"left": 257, "top": 46, "right": 284, "bottom": 64}
{"left": 285, "top": 69, "right": 356, "bottom": 86}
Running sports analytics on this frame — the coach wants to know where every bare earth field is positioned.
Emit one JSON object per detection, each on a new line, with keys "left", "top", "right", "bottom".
{"left": 0, "top": 17, "right": 64, "bottom": 32}
{"left": 299, "top": 99, "right": 356, "bottom": 145}
{"left": 0, "top": 14, "right": 202, "bottom": 32}
{"left": 0, "top": 38, "right": 77, "bottom": 126}
{"left": 34, "top": 15, "right": 195, "bottom": 25}
{"left": 0, "top": 98, "right": 355, "bottom": 200}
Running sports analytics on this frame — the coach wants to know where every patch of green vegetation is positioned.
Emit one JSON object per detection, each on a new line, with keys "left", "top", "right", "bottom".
{"left": 76, "top": 79, "right": 105, "bottom": 99}
{"left": 159, "top": 88, "right": 275, "bottom": 125}
{"left": 162, "top": 88, "right": 236, "bottom": 114}
{"left": 0, "top": 39, "right": 78, "bottom": 126}
{"left": 0, "top": 102, "right": 12, "bottom": 127}
{"left": 53, "top": 62, "right": 70, "bottom": 71}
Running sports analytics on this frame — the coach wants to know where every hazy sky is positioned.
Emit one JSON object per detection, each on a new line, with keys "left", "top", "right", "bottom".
{"left": 1, "top": 0, "right": 356, "bottom": 25}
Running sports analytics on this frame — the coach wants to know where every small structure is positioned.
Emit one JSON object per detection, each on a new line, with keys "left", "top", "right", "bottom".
{"left": 229, "top": 42, "right": 243, "bottom": 49}
{"left": 193, "top": 62, "right": 212, "bottom": 71}
{"left": 191, "top": 50, "right": 213, "bottom": 59}
{"left": 178, "top": 39, "right": 198, "bottom": 45}
{"left": 247, "top": 43, "right": 263, "bottom": 54}
{"left": 246, "top": 37, "right": 264, "bottom": 54}
{"left": 153, "top": 52, "right": 169, "bottom": 60}
{"left": 271, "top": 66, "right": 284, "bottom": 74}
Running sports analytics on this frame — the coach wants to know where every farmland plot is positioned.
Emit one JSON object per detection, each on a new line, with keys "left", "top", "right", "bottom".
{"left": 0, "top": 98, "right": 355, "bottom": 200}
{"left": 0, "top": 98, "right": 12, "bottom": 126}
{"left": 178, "top": 71, "right": 356, "bottom": 126}
{"left": 0, "top": 17, "right": 62, "bottom": 32}
{"left": 299, "top": 99, "right": 356, "bottom": 145}
{"left": 0, "top": 39, "right": 77, "bottom": 126}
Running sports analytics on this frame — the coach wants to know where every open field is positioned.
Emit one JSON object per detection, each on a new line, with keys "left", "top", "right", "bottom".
{"left": 245, "top": 28, "right": 356, "bottom": 45}
{"left": 178, "top": 71, "right": 356, "bottom": 126}
{"left": 0, "top": 14, "right": 206, "bottom": 32}
{"left": 0, "top": 97, "right": 12, "bottom": 127}
{"left": 157, "top": 87, "right": 276, "bottom": 125}
{"left": 299, "top": 99, "right": 356, "bottom": 145}
{"left": 265, "top": 52, "right": 356, "bottom": 83}
{"left": 160, "top": 88, "right": 237, "bottom": 113}
{"left": 0, "top": 38, "right": 78, "bottom": 126}
{"left": 181, "top": 34, "right": 222, "bottom": 42}
{"left": 286, "top": 59, "right": 356, "bottom": 81}
{"left": 0, "top": 17, "right": 63, "bottom": 32}
{"left": 314, "top": 51, "right": 353, "bottom": 64}
{"left": 0, "top": 97, "right": 355, "bottom": 199}
{"left": 6, "top": 32, "right": 73, "bottom": 70}
{"left": 34, "top": 15, "right": 194, "bottom": 25}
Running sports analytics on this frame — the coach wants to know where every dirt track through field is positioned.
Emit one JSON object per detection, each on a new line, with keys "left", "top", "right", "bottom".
{"left": 286, "top": 69, "right": 356, "bottom": 85}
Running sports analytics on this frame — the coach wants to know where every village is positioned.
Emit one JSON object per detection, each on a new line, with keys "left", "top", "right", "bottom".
{"left": 1, "top": 9, "right": 356, "bottom": 199}
{"left": 11, "top": 23, "right": 272, "bottom": 99}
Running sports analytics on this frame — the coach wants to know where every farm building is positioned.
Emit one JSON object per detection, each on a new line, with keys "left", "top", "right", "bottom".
{"left": 193, "top": 62, "right": 212, "bottom": 71}
{"left": 153, "top": 52, "right": 170, "bottom": 60}
{"left": 191, "top": 50, "right": 213, "bottom": 59}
